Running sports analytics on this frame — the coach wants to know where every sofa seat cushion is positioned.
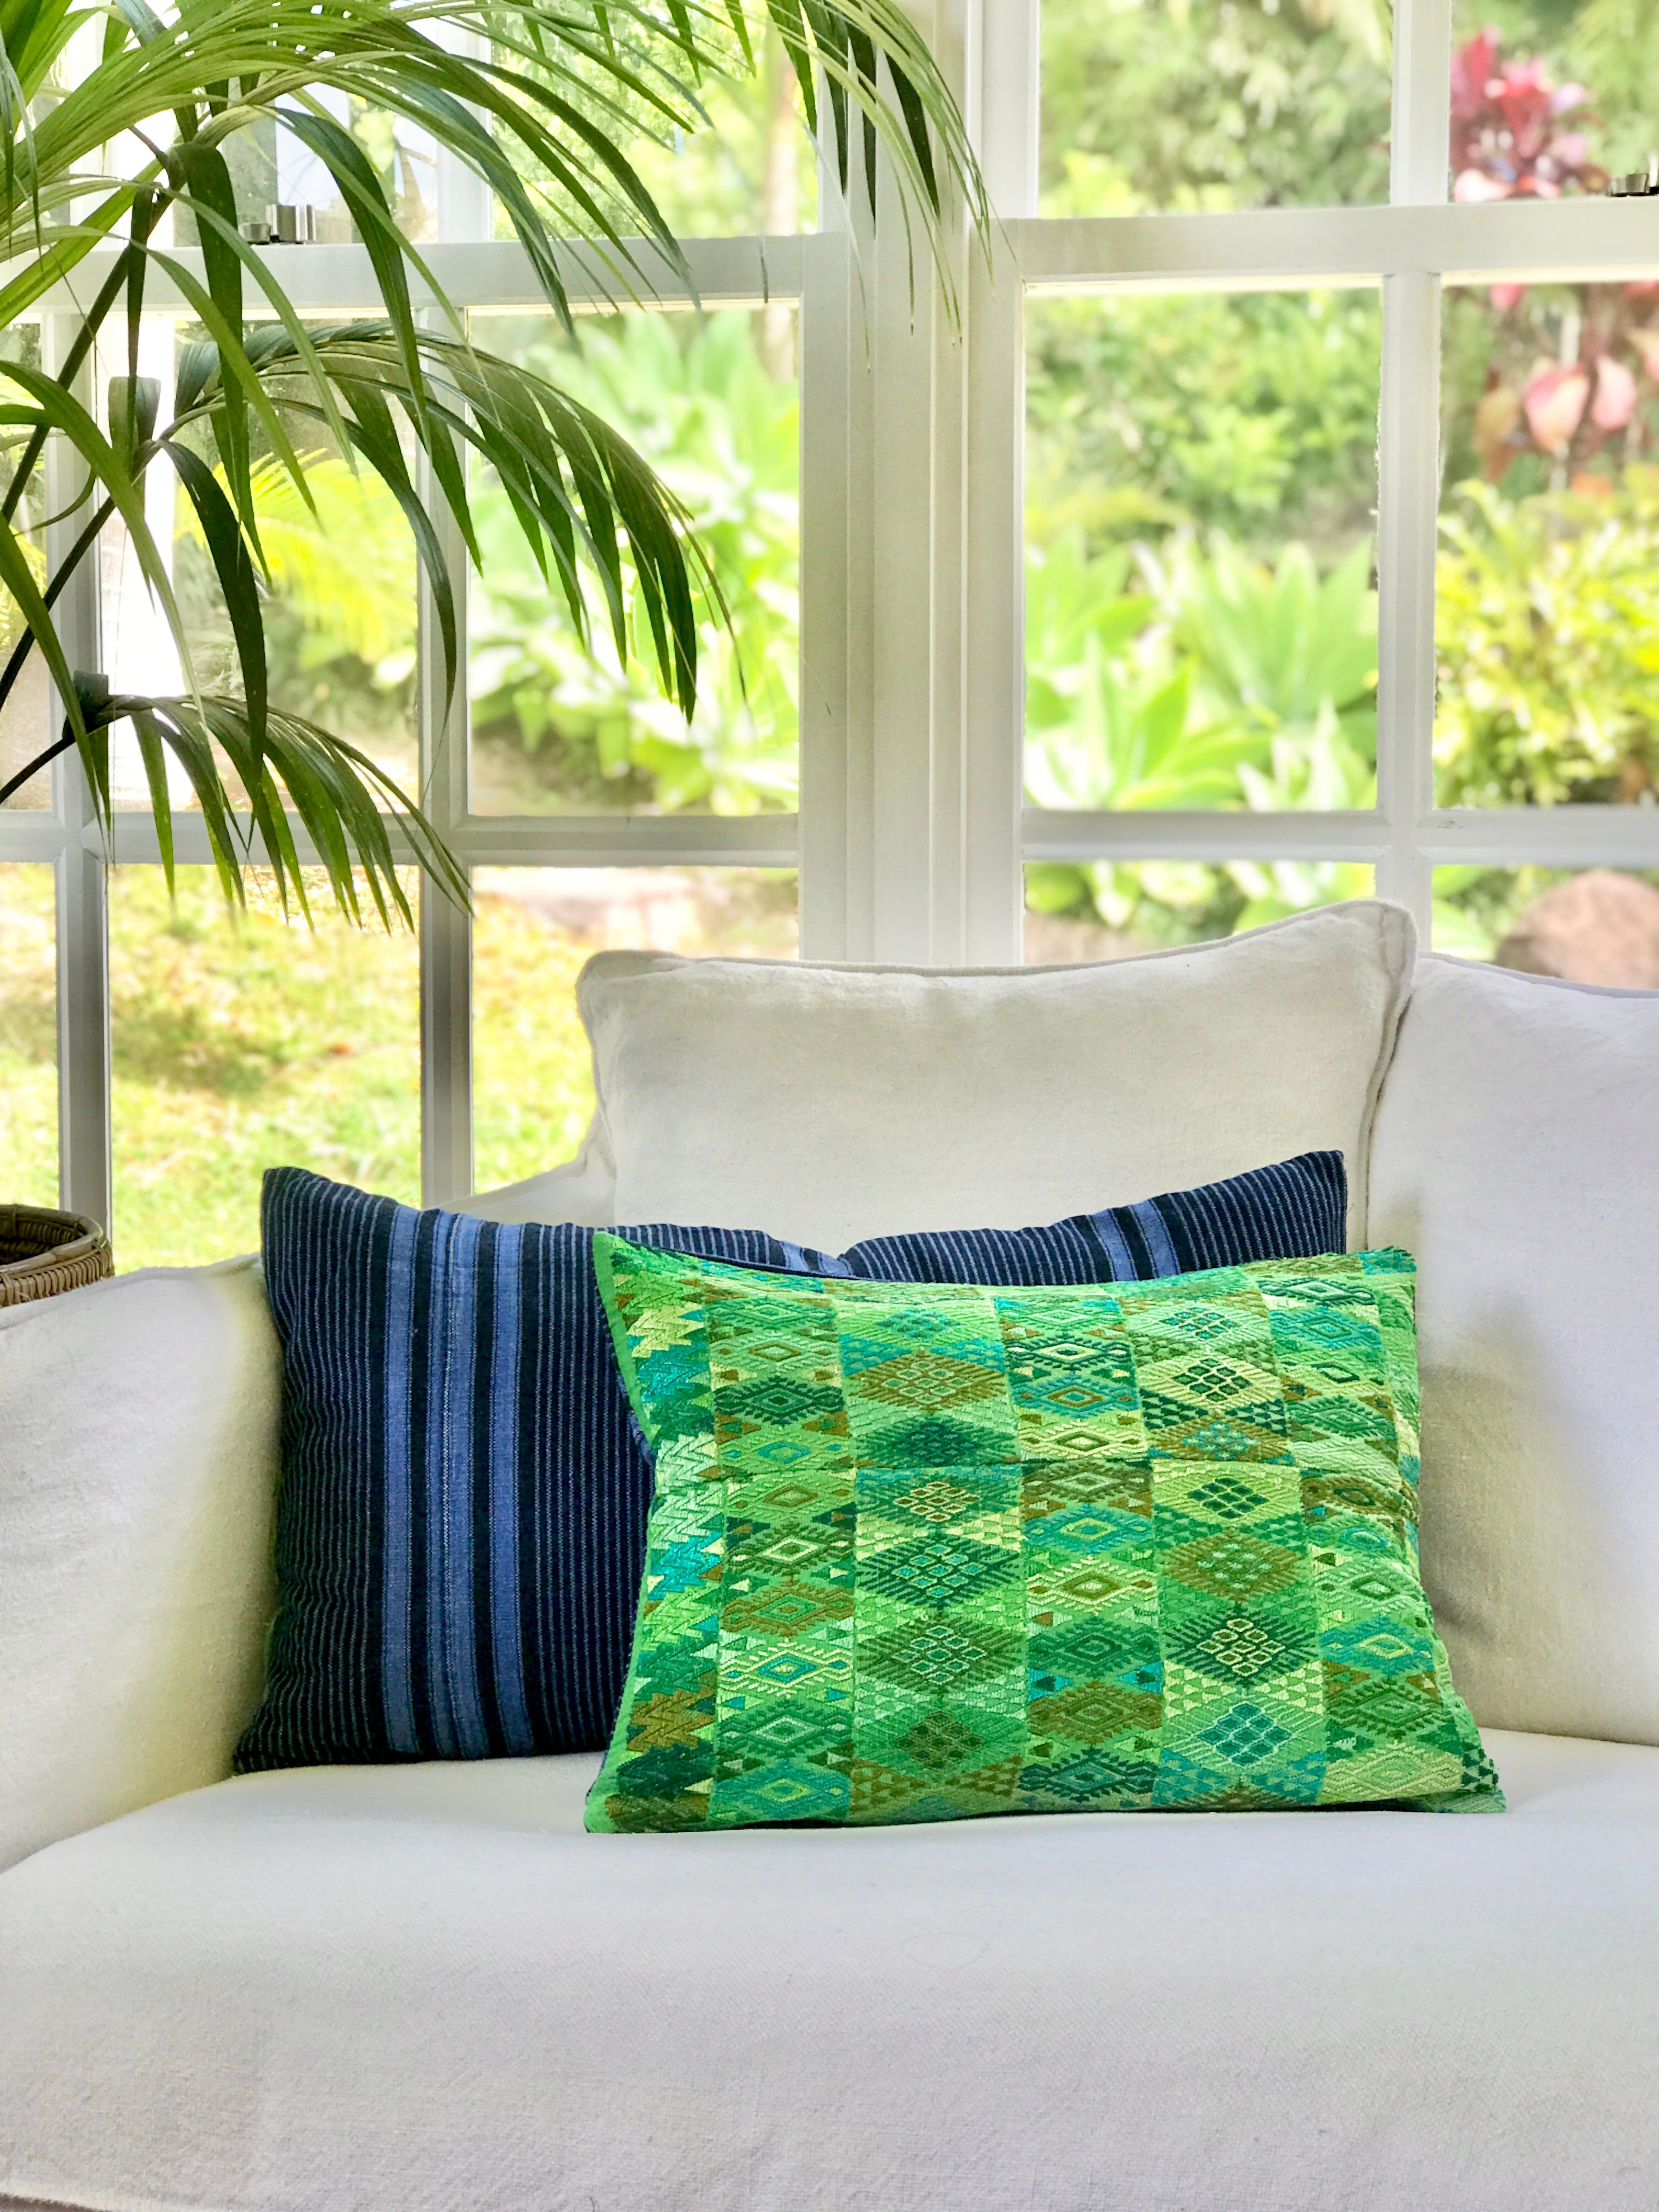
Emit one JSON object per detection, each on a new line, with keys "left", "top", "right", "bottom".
{"left": 3, "top": 1732, "right": 1656, "bottom": 2212}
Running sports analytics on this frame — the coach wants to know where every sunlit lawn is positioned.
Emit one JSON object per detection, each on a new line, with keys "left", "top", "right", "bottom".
{"left": 0, "top": 864, "right": 57, "bottom": 1213}
{"left": 0, "top": 865, "right": 599, "bottom": 1270}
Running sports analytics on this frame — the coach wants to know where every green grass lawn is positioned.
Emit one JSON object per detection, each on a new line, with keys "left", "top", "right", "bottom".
{"left": 0, "top": 864, "right": 57, "bottom": 1214}
{"left": 0, "top": 862, "right": 793, "bottom": 1271}
{"left": 1, "top": 865, "right": 601, "bottom": 1269}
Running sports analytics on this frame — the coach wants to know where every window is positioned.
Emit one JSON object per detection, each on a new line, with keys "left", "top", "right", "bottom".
{"left": 1008, "top": 0, "right": 1659, "bottom": 968}
{"left": 2, "top": 65, "right": 820, "bottom": 1260}
{"left": 4, "top": 1, "right": 1657, "bottom": 1259}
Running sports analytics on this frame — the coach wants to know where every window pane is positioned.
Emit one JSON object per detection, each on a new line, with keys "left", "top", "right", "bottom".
{"left": 467, "top": 307, "right": 799, "bottom": 818}
{"left": 283, "top": 103, "right": 437, "bottom": 244}
{"left": 472, "top": 866, "right": 797, "bottom": 1193}
{"left": 1437, "top": 277, "right": 1659, "bottom": 806}
{"left": 0, "top": 864, "right": 57, "bottom": 1204}
{"left": 1024, "top": 859, "right": 1375, "bottom": 964}
{"left": 1434, "top": 865, "right": 1659, "bottom": 985}
{"left": 1040, "top": 0, "right": 1391, "bottom": 216}
{"left": 1450, "top": 5, "right": 1653, "bottom": 203}
{"left": 0, "top": 324, "right": 49, "bottom": 811}
{"left": 618, "top": 22, "right": 815, "bottom": 237}
{"left": 108, "top": 321, "right": 419, "bottom": 812}
{"left": 109, "top": 867, "right": 421, "bottom": 1268}
{"left": 1025, "top": 287, "right": 1381, "bottom": 815}
{"left": 503, "top": 20, "right": 814, "bottom": 240}
{"left": 202, "top": 108, "right": 429, "bottom": 246}
{"left": 0, "top": 653, "right": 50, "bottom": 810}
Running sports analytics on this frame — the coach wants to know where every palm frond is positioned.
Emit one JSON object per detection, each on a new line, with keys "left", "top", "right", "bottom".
{"left": 0, "top": 0, "right": 986, "bottom": 918}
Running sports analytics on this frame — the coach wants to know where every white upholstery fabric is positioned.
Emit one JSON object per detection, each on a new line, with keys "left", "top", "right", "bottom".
{"left": 1369, "top": 956, "right": 1659, "bottom": 1745}
{"left": 0, "top": 1260, "right": 280, "bottom": 1872}
{"left": 2, "top": 1730, "right": 1655, "bottom": 2212}
{"left": 577, "top": 901, "right": 1415, "bottom": 1250}
{"left": 454, "top": 1120, "right": 617, "bottom": 1227}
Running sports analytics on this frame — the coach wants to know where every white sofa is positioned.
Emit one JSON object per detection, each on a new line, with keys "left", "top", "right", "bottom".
{"left": 3, "top": 903, "right": 1658, "bottom": 2212}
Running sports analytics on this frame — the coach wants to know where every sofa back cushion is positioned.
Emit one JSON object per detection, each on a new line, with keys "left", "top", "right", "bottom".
{"left": 0, "top": 1261, "right": 280, "bottom": 1871}
{"left": 1369, "top": 955, "right": 1659, "bottom": 1745}
{"left": 577, "top": 901, "right": 1414, "bottom": 1251}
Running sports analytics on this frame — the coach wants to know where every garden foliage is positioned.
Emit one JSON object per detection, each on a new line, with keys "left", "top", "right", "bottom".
{"left": 166, "top": 0, "right": 1659, "bottom": 959}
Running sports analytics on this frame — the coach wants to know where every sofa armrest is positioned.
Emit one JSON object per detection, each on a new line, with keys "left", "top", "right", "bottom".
{"left": 0, "top": 1258, "right": 280, "bottom": 1871}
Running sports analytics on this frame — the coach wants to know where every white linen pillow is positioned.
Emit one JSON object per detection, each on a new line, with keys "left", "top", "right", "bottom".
{"left": 0, "top": 1260, "right": 280, "bottom": 1870}
{"left": 576, "top": 900, "right": 1415, "bottom": 1251}
{"left": 1369, "top": 953, "right": 1659, "bottom": 1747}
{"left": 454, "top": 1122, "right": 617, "bottom": 1227}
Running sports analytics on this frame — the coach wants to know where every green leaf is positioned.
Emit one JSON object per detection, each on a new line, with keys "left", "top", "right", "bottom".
{"left": 0, "top": 0, "right": 985, "bottom": 923}
{"left": 162, "top": 437, "right": 267, "bottom": 751}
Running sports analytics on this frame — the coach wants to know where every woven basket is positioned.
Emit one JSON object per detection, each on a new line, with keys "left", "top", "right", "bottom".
{"left": 0, "top": 1205, "right": 114, "bottom": 1308}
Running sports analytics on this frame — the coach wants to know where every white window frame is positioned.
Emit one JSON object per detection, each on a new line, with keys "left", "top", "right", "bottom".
{"left": 5, "top": 228, "right": 840, "bottom": 1225}
{"left": 966, "top": 0, "right": 1659, "bottom": 955}
{"left": 5, "top": 0, "right": 1659, "bottom": 1238}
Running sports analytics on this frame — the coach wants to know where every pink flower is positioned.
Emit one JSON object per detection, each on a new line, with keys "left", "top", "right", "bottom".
{"left": 1488, "top": 282, "right": 1526, "bottom": 313}
{"left": 1456, "top": 168, "right": 1512, "bottom": 202}
{"left": 1592, "top": 357, "right": 1638, "bottom": 431}
{"left": 1523, "top": 362, "right": 1591, "bottom": 454}
{"left": 1451, "top": 31, "right": 1501, "bottom": 126}
{"left": 1448, "top": 31, "right": 1603, "bottom": 200}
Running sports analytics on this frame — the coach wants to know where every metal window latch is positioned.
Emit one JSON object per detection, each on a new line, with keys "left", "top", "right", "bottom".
{"left": 1606, "top": 161, "right": 1659, "bottom": 198}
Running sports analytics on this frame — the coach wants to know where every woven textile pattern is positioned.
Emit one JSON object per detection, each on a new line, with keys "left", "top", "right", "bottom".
{"left": 239, "top": 1155, "right": 1345, "bottom": 1772}
{"left": 589, "top": 1239, "right": 1502, "bottom": 1830}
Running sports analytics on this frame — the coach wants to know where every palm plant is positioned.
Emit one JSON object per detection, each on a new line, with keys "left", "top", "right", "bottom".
{"left": 0, "top": 0, "right": 981, "bottom": 922}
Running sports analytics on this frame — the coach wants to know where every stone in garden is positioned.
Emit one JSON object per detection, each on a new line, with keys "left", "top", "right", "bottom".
{"left": 1495, "top": 870, "right": 1659, "bottom": 989}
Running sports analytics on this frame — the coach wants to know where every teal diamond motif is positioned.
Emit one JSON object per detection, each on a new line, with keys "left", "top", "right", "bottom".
{"left": 754, "top": 1651, "right": 821, "bottom": 1688}
{"left": 1322, "top": 1615, "right": 1432, "bottom": 1679}
{"left": 716, "top": 1760, "right": 848, "bottom": 1822}
{"left": 1200, "top": 1701, "right": 1291, "bottom": 1767}
{"left": 755, "top": 1438, "right": 814, "bottom": 1468}
{"left": 859, "top": 1532, "right": 1020, "bottom": 1609}
{"left": 1188, "top": 1475, "right": 1267, "bottom": 1519}
{"left": 1020, "top": 1750, "right": 1156, "bottom": 1805}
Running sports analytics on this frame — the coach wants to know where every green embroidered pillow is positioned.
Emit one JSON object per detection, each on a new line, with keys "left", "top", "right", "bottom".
{"left": 588, "top": 1236, "right": 1502, "bottom": 1831}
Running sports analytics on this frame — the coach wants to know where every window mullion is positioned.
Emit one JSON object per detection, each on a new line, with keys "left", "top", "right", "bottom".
{"left": 1374, "top": 270, "right": 1441, "bottom": 929}
{"left": 1374, "top": 0, "right": 1452, "bottom": 930}
{"left": 798, "top": 231, "right": 868, "bottom": 962}
{"left": 858, "top": 0, "right": 1011, "bottom": 967}
{"left": 962, "top": 0, "right": 1036, "bottom": 964}
{"left": 962, "top": 229, "right": 1025, "bottom": 964}
{"left": 1391, "top": 0, "right": 1454, "bottom": 208}
{"left": 53, "top": 771, "right": 111, "bottom": 1229}
{"left": 866, "top": 171, "right": 949, "bottom": 963}
{"left": 970, "top": 0, "right": 1039, "bottom": 223}
{"left": 416, "top": 311, "right": 474, "bottom": 1208}
{"left": 431, "top": 24, "right": 494, "bottom": 247}
{"left": 44, "top": 313, "right": 112, "bottom": 1232}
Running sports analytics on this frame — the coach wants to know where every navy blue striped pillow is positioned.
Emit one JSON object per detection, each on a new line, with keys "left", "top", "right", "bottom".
{"left": 236, "top": 1149, "right": 1345, "bottom": 1771}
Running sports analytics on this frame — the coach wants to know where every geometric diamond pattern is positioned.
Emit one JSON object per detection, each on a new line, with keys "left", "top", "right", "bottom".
{"left": 1164, "top": 1528, "right": 1303, "bottom": 1600}
{"left": 586, "top": 1237, "right": 1504, "bottom": 1833}
{"left": 1199, "top": 1701, "right": 1292, "bottom": 1767}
